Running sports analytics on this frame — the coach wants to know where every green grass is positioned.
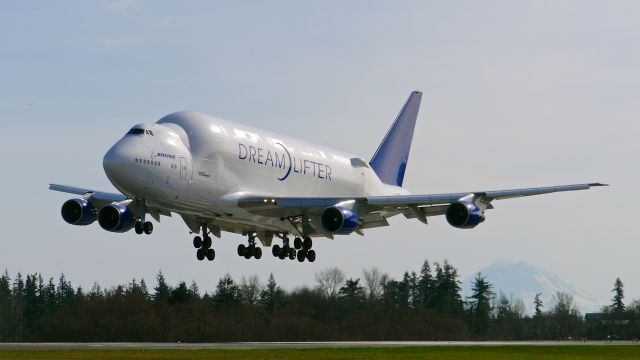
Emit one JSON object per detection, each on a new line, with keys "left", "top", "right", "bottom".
{"left": 0, "top": 346, "right": 639, "bottom": 360}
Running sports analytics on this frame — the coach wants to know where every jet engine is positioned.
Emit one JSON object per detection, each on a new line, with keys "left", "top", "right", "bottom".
{"left": 61, "top": 198, "right": 97, "bottom": 225}
{"left": 445, "top": 200, "right": 486, "bottom": 229}
{"left": 98, "top": 204, "right": 136, "bottom": 233}
{"left": 320, "top": 206, "right": 360, "bottom": 235}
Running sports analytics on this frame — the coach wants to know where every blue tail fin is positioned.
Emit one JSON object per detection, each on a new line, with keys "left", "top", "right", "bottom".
{"left": 369, "top": 91, "right": 422, "bottom": 187}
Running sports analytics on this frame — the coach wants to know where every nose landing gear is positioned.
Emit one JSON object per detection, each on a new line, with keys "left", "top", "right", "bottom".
{"left": 193, "top": 225, "right": 215, "bottom": 261}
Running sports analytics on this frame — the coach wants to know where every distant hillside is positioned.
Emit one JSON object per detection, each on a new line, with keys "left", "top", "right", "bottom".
{"left": 461, "top": 261, "right": 601, "bottom": 315}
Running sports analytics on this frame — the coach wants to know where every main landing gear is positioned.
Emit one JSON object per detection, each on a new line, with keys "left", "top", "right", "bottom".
{"left": 237, "top": 234, "right": 262, "bottom": 260}
{"left": 272, "top": 236, "right": 315, "bottom": 262}
{"left": 134, "top": 220, "right": 153, "bottom": 235}
{"left": 193, "top": 225, "right": 215, "bottom": 261}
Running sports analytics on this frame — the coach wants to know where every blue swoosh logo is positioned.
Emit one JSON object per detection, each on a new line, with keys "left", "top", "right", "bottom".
{"left": 275, "top": 142, "right": 292, "bottom": 181}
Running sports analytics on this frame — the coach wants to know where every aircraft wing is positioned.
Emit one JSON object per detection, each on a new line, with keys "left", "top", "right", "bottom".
{"left": 49, "top": 184, "right": 127, "bottom": 208}
{"left": 238, "top": 182, "right": 607, "bottom": 229}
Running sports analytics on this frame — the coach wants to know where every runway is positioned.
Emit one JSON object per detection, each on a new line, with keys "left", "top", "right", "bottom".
{"left": 0, "top": 341, "right": 638, "bottom": 350}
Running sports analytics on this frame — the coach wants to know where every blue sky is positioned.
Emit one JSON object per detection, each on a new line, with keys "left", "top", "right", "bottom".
{"left": 0, "top": 1, "right": 637, "bottom": 309}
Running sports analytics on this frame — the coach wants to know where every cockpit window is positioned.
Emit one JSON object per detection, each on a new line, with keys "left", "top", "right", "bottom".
{"left": 127, "top": 128, "right": 145, "bottom": 135}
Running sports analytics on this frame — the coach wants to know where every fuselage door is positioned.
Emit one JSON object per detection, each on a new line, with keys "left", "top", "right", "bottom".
{"left": 180, "top": 157, "right": 188, "bottom": 180}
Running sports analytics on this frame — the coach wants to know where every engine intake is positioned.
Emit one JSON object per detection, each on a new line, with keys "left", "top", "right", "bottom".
{"left": 445, "top": 200, "right": 485, "bottom": 229}
{"left": 61, "top": 198, "right": 97, "bottom": 225}
{"left": 320, "top": 206, "right": 360, "bottom": 235}
{"left": 98, "top": 204, "right": 136, "bottom": 233}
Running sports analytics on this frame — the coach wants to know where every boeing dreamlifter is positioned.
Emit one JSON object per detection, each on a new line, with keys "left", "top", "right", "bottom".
{"left": 50, "top": 91, "right": 606, "bottom": 263}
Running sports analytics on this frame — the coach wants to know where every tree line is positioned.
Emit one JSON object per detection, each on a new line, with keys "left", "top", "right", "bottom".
{"left": 0, "top": 260, "right": 638, "bottom": 342}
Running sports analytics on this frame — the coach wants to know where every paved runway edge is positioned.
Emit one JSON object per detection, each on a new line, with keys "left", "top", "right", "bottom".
{"left": 0, "top": 341, "right": 639, "bottom": 350}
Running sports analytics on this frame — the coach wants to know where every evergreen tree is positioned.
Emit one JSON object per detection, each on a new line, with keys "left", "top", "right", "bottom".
{"left": 12, "top": 273, "right": 25, "bottom": 341}
{"left": 610, "top": 277, "right": 625, "bottom": 315}
{"left": 214, "top": 274, "right": 240, "bottom": 308}
{"left": 42, "top": 278, "right": 57, "bottom": 313}
{"left": 467, "top": 273, "right": 494, "bottom": 335}
{"left": 153, "top": 271, "right": 171, "bottom": 304}
{"left": 432, "top": 261, "right": 464, "bottom": 317}
{"left": 338, "top": 278, "right": 365, "bottom": 308}
{"left": 188, "top": 281, "right": 200, "bottom": 299}
{"left": 418, "top": 260, "right": 434, "bottom": 308}
{"left": 0, "top": 271, "right": 11, "bottom": 341}
{"left": 170, "top": 281, "right": 195, "bottom": 304}
{"left": 56, "top": 273, "right": 74, "bottom": 306}
{"left": 259, "top": 274, "right": 284, "bottom": 313}
{"left": 139, "top": 279, "right": 150, "bottom": 299}
{"left": 408, "top": 272, "right": 420, "bottom": 309}
{"left": 533, "top": 293, "right": 543, "bottom": 317}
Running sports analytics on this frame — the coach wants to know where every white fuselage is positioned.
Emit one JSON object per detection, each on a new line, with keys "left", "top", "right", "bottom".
{"left": 102, "top": 111, "right": 407, "bottom": 235}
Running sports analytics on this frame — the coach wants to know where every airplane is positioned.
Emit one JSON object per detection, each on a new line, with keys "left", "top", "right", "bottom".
{"left": 50, "top": 91, "right": 606, "bottom": 263}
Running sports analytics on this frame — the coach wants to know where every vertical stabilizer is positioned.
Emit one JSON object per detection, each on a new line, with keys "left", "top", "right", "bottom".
{"left": 369, "top": 91, "right": 422, "bottom": 187}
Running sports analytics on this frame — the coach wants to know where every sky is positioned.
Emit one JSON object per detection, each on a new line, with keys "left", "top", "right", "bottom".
{"left": 0, "top": 1, "right": 638, "bottom": 309}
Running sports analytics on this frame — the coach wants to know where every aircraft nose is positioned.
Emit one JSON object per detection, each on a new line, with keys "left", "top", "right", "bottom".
{"left": 103, "top": 144, "right": 126, "bottom": 177}
{"left": 103, "top": 141, "right": 135, "bottom": 191}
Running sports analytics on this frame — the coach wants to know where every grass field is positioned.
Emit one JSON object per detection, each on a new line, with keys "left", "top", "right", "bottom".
{"left": 0, "top": 346, "right": 639, "bottom": 360}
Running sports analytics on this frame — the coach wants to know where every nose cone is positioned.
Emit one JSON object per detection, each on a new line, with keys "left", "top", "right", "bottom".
{"left": 103, "top": 141, "right": 136, "bottom": 194}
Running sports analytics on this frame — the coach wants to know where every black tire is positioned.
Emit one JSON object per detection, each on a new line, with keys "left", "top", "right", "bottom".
{"left": 254, "top": 247, "right": 262, "bottom": 259}
{"left": 143, "top": 221, "right": 153, "bottom": 235}
{"left": 237, "top": 244, "right": 246, "bottom": 256}
{"left": 244, "top": 247, "right": 252, "bottom": 259}
{"left": 293, "top": 237, "right": 302, "bottom": 249}
{"left": 206, "top": 248, "right": 215, "bottom": 261}
{"left": 196, "top": 248, "right": 205, "bottom": 261}
{"left": 303, "top": 237, "right": 312, "bottom": 249}
{"left": 288, "top": 248, "right": 296, "bottom": 260}
{"left": 193, "top": 236, "right": 202, "bottom": 248}
{"left": 135, "top": 221, "right": 143, "bottom": 235}
{"left": 306, "top": 249, "right": 316, "bottom": 262}
{"left": 203, "top": 236, "right": 212, "bottom": 249}
{"left": 297, "top": 249, "right": 306, "bottom": 262}
{"left": 272, "top": 244, "right": 280, "bottom": 257}
{"left": 278, "top": 248, "right": 286, "bottom": 260}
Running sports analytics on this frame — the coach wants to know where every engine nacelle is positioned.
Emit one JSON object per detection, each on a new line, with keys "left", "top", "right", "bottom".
{"left": 445, "top": 200, "right": 486, "bottom": 229}
{"left": 98, "top": 204, "right": 136, "bottom": 233}
{"left": 61, "top": 198, "right": 97, "bottom": 225}
{"left": 320, "top": 206, "right": 360, "bottom": 235}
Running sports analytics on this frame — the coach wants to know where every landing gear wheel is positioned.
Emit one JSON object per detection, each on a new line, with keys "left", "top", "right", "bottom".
{"left": 272, "top": 244, "right": 281, "bottom": 257}
{"left": 288, "top": 248, "right": 296, "bottom": 260}
{"left": 143, "top": 221, "right": 153, "bottom": 235}
{"left": 206, "top": 248, "right": 216, "bottom": 261}
{"left": 135, "top": 221, "right": 144, "bottom": 235}
{"left": 278, "top": 247, "right": 287, "bottom": 260}
{"left": 196, "top": 248, "right": 205, "bottom": 261}
{"left": 254, "top": 247, "right": 262, "bottom": 259}
{"left": 297, "top": 249, "right": 307, "bottom": 262}
{"left": 202, "top": 236, "right": 212, "bottom": 249}
{"left": 237, "top": 244, "right": 246, "bottom": 256}
{"left": 303, "top": 237, "right": 312, "bottom": 250}
{"left": 244, "top": 247, "right": 252, "bottom": 259}
{"left": 193, "top": 236, "right": 203, "bottom": 248}
{"left": 293, "top": 237, "right": 302, "bottom": 249}
{"left": 306, "top": 249, "right": 316, "bottom": 262}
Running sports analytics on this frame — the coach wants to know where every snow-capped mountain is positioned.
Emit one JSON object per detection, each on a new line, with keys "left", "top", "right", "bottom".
{"left": 461, "top": 261, "right": 602, "bottom": 315}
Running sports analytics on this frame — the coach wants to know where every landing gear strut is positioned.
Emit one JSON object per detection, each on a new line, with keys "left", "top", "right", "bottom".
{"left": 193, "top": 224, "right": 215, "bottom": 261}
{"left": 237, "top": 234, "right": 262, "bottom": 260}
